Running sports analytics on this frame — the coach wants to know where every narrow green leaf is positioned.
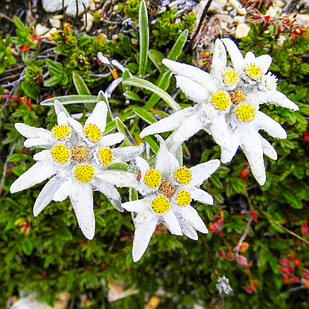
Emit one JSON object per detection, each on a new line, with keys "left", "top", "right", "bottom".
{"left": 144, "top": 71, "right": 173, "bottom": 110}
{"left": 283, "top": 191, "right": 302, "bottom": 209}
{"left": 41, "top": 95, "right": 97, "bottom": 105}
{"left": 72, "top": 73, "right": 91, "bottom": 95}
{"left": 143, "top": 135, "right": 159, "bottom": 153}
{"left": 123, "top": 91, "right": 143, "bottom": 102}
{"left": 21, "top": 237, "right": 33, "bottom": 255}
{"left": 131, "top": 105, "right": 157, "bottom": 124}
{"left": 45, "top": 59, "right": 63, "bottom": 75}
{"left": 167, "top": 29, "right": 188, "bottom": 61}
{"left": 138, "top": 0, "right": 149, "bottom": 77}
{"left": 122, "top": 68, "right": 131, "bottom": 93}
{"left": 149, "top": 49, "right": 165, "bottom": 72}
{"left": 116, "top": 117, "right": 136, "bottom": 146}
{"left": 97, "top": 90, "right": 113, "bottom": 121}
{"left": 123, "top": 77, "right": 180, "bottom": 111}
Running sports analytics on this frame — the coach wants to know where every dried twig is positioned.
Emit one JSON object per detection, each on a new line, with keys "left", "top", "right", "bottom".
{"left": 234, "top": 217, "right": 252, "bottom": 255}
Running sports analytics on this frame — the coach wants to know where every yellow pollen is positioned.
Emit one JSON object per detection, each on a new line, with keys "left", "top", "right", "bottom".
{"left": 229, "top": 88, "right": 246, "bottom": 105}
{"left": 143, "top": 169, "right": 162, "bottom": 189}
{"left": 151, "top": 195, "right": 170, "bottom": 214}
{"left": 51, "top": 124, "right": 71, "bottom": 140}
{"left": 222, "top": 68, "right": 238, "bottom": 86}
{"left": 244, "top": 63, "right": 263, "bottom": 82}
{"left": 210, "top": 90, "right": 231, "bottom": 111}
{"left": 235, "top": 103, "right": 256, "bottom": 122}
{"left": 71, "top": 145, "right": 89, "bottom": 162}
{"left": 84, "top": 124, "right": 102, "bottom": 142}
{"left": 50, "top": 144, "right": 70, "bottom": 164}
{"left": 74, "top": 164, "right": 94, "bottom": 183}
{"left": 175, "top": 190, "right": 191, "bottom": 206}
{"left": 98, "top": 146, "right": 113, "bottom": 166}
{"left": 158, "top": 180, "right": 176, "bottom": 198}
{"left": 173, "top": 167, "right": 192, "bottom": 185}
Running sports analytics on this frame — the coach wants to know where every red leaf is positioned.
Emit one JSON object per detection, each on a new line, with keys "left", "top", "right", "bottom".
{"left": 250, "top": 210, "right": 258, "bottom": 223}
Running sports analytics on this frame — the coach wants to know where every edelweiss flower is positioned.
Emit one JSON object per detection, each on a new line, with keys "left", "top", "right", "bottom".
{"left": 141, "top": 38, "right": 298, "bottom": 185}
{"left": 121, "top": 136, "right": 220, "bottom": 262}
{"left": 141, "top": 39, "right": 237, "bottom": 152}
{"left": 10, "top": 100, "right": 143, "bottom": 239}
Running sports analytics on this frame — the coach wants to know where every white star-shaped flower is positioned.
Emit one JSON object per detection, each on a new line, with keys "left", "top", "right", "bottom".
{"left": 10, "top": 99, "right": 143, "bottom": 239}
{"left": 141, "top": 38, "right": 298, "bottom": 185}
{"left": 121, "top": 136, "right": 220, "bottom": 262}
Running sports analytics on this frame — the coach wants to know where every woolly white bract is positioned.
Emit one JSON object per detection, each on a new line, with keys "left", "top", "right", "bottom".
{"left": 10, "top": 100, "right": 143, "bottom": 239}
{"left": 140, "top": 38, "right": 299, "bottom": 185}
{"left": 121, "top": 136, "right": 220, "bottom": 262}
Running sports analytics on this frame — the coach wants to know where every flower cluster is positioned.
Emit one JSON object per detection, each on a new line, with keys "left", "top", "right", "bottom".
{"left": 10, "top": 38, "right": 298, "bottom": 267}
{"left": 11, "top": 98, "right": 143, "bottom": 239}
{"left": 140, "top": 38, "right": 299, "bottom": 185}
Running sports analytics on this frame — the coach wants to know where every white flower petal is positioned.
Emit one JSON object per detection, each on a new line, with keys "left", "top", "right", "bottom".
{"left": 24, "top": 137, "right": 55, "bottom": 148}
{"left": 132, "top": 212, "right": 158, "bottom": 262}
{"left": 33, "top": 150, "right": 52, "bottom": 161}
{"left": 260, "top": 136, "right": 277, "bottom": 160}
{"left": 155, "top": 135, "right": 179, "bottom": 177}
{"left": 211, "top": 39, "right": 227, "bottom": 77}
{"left": 255, "top": 54, "right": 272, "bottom": 74}
{"left": 180, "top": 205, "right": 208, "bottom": 234}
{"left": 167, "top": 109, "right": 203, "bottom": 153}
{"left": 207, "top": 115, "right": 233, "bottom": 151}
{"left": 33, "top": 176, "right": 64, "bottom": 216}
{"left": 69, "top": 182, "right": 95, "bottom": 239}
{"left": 122, "top": 199, "right": 149, "bottom": 213}
{"left": 175, "top": 75, "right": 210, "bottom": 104}
{"left": 112, "top": 144, "right": 144, "bottom": 162}
{"left": 15, "top": 123, "right": 51, "bottom": 140}
{"left": 162, "top": 58, "right": 216, "bottom": 92}
{"left": 53, "top": 179, "right": 72, "bottom": 202}
{"left": 222, "top": 38, "right": 244, "bottom": 72}
{"left": 135, "top": 157, "right": 150, "bottom": 176}
{"left": 95, "top": 170, "right": 139, "bottom": 189}
{"left": 241, "top": 131, "right": 266, "bottom": 185}
{"left": 97, "top": 52, "right": 111, "bottom": 66}
{"left": 140, "top": 107, "right": 196, "bottom": 139}
{"left": 54, "top": 100, "right": 70, "bottom": 118}
{"left": 220, "top": 146, "right": 238, "bottom": 164}
{"left": 256, "top": 112, "right": 287, "bottom": 139}
{"left": 174, "top": 212, "right": 198, "bottom": 240}
{"left": 188, "top": 187, "right": 214, "bottom": 205}
{"left": 163, "top": 210, "right": 182, "bottom": 235}
{"left": 85, "top": 101, "right": 107, "bottom": 132}
{"left": 68, "top": 116, "right": 83, "bottom": 134}
{"left": 10, "top": 162, "right": 56, "bottom": 193}
{"left": 258, "top": 91, "right": 299, "bottom": 111}
{"left": 100, "top": 133, "right": 124, "bottom": 146}
{"left": 57, "top": 111, "right": 69, "bottom": 126}
{"left": 190, "top": 159, "right": 220, "bottom": 187}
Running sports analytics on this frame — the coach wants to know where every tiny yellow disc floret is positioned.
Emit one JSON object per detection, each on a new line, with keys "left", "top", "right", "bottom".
{"left": 84, "top": 124, "right": 102, "bottom": 142}
{"left": 144, "top": 169, "right": 162, "bottom": 189}
{"left": 51, "top": 124, "right": 71, "bottom": 140}
{"left": 98, "top": 146, "right": 113, "bottom": 166}
{"left": 244, "top": 63, "right": 263, "bottom": 82}
{"left": 71, "top": 145, "right": 89, "bottom": 162}
{"left": 74, "top": 164, "right": 94, "bottom": 183}
{"left": 210, "top": 90, "right": 231, "bottom": 111}
{"left": 174, "top": 167, "right": 192, "bottom": 185}
{"left": 175, "top": 190, "right": 191, "bottom": 206}
{"left": 235, "top": 103, "right": 256, "bottom": 122}
{"left": 151, "top": 195, "right": 170, "bottom": 214}
{"left": 222, "top": 68, "right": 238, "bottom": 86}
{"left": 50, "top": 144, "right": 70, "bottom": 164}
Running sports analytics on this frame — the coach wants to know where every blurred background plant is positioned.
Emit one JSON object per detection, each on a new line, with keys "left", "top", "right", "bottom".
{"left": 1, "top": 0, "right": 309, "bottom": 308}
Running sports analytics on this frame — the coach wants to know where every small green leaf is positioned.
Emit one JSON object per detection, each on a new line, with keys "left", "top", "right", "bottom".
{"left": 72, "top": 73, "right": 91, "bottom": 95}
{"left": 123, "top": 91, "right": 143, "bottom": 102}
{"left": 283, "top": 191, "right": 302, "bottom": 209}
{"left": 149, "top": 49, "right": 165, "bottom": 72}
{"left": 116, "top": 117, "right": 136, "bottom": 146}
{"left": 41, "top": 95, "right": 97, "bottom": 105}
{"left": 123, "top": 77, "right": 180, "bottom": 111}
{"left": 138, "top": 0, "right": 149, "bottom": 78}
{"left": 21, "top": 237, "right": 33, "bottom": 255}
{"left": 131, "top": 105, "right": 157, "bottom": 124}
{"left": 143, "top": 135, "right": 159, "bottom": 153}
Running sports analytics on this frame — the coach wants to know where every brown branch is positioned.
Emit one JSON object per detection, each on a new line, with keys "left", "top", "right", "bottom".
{"left": 234, "top": 217, "right": 252, "bottom": 255}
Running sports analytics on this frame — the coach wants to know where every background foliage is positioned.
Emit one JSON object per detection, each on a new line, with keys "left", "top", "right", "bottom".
{"left": 0, "top": 0, "right": 309, "bottom": 308}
